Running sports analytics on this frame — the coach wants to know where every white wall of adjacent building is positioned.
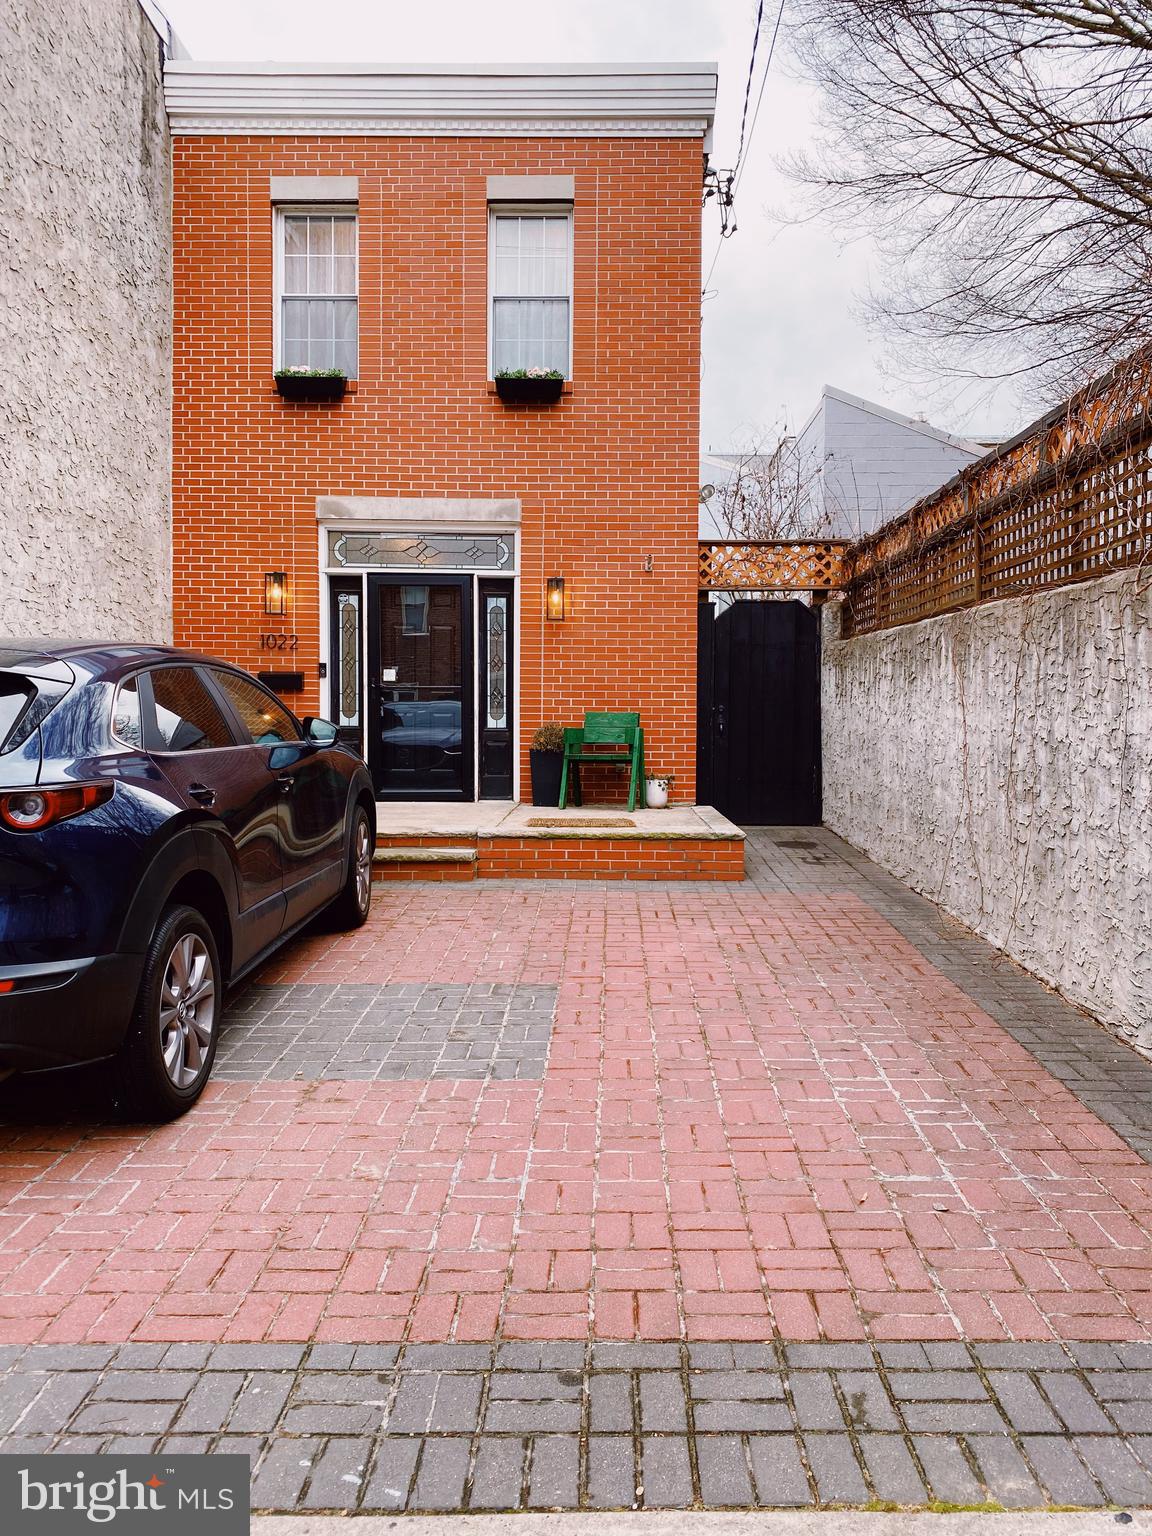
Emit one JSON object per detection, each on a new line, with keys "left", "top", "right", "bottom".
{"left": 0, "top": 0, "right": 173, "bottom": 642}
{"left": 701, "top": 387, "right": 988, "bottom": 540}
{"left": 789, "top": 388, "right": 987, "bottom": 538}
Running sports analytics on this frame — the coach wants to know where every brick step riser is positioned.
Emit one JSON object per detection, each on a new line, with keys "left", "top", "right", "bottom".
{"left": 372, "top": 863, "right": 477, "bottom": 883}
{"left": 372, "top": 833, "right": 744, "bottom": 881}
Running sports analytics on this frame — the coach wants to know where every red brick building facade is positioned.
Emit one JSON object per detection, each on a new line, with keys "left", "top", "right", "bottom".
{"left": 167, "top": 64, "right": 716, "bottom": 803}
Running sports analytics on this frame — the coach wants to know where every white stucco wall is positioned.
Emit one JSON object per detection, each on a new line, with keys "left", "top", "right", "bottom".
{"left": 822, "top": 571, "right": 1152, "bottom": 1051}
{"left": 0, "top": 0, "right": 172, "bottom": 642}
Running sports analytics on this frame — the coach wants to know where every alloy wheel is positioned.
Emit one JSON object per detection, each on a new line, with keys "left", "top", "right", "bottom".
{"left": 158, "top": 933, "right": 216, "bottom": 1087}
{"left": 355, "top": 817, "right": 372, "bottom": 914}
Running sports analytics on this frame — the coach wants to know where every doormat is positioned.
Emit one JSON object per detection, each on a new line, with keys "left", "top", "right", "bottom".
{"left": 526, "top": 816, "right": 636, "bottom": 828}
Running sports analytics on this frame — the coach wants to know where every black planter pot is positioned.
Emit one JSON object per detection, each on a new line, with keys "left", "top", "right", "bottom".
{"left": 275, "top": 373, "right": 348, "bottom": 403}
{"left": 529, "top": 749, "right": 564, "bottom": 807}
{"left": 495, "top": 375, "right": 564, "bottom": 405}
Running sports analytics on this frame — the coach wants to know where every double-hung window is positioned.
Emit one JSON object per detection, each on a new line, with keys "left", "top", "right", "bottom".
{"left": 489, "top": 207, "right": 572, "bottom": 378}
{"left": 277, "top": 208, "right": 358, "bottom": 377}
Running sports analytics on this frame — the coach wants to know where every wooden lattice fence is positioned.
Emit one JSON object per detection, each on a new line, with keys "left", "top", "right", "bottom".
{"left": 698, "top": 540, "right": 850, "bottom": 591}
{"left": 700, "top": 347, "right": 1152, "bottom": 635}
{"left": 843, "top": 350, "right": 1152, "bottom": 635}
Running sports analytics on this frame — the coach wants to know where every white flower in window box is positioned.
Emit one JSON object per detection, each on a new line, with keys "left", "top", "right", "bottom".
{"left": 494, "top": 367, "right": 564, "bottom": 405}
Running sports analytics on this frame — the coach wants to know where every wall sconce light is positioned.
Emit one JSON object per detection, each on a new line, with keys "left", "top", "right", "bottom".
{"left": 264, "top": 572, "right": 289, "bottom": 616}
{"left": 546, "top": 577, "right": 566, "bottom": 621}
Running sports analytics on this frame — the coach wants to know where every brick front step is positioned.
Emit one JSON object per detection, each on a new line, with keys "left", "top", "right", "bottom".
{"left": 373, "top": 844, "right": 478, "bottom": 882}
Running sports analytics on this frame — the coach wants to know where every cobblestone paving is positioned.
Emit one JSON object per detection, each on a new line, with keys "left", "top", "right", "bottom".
{"left": 4, "top": 827, "right": 1152, "bottom": 1509}
{"left": 5, "top": 1341, "right": 1152, "bottom": 1510}
{"left": 214, "top": 983, "right": 556, "bottom": 1082}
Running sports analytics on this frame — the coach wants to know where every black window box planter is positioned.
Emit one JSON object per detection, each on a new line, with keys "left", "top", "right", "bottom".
{"left": 275, "top": 374, "right": 348, "bottom": 403}
{"left": 495, "top": 376, "right": 564, "bottom": 405}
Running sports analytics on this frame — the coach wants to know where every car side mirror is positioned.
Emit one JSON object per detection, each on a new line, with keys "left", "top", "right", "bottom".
{"left": 303, "top": 717, "right": 339, "bottom": 746}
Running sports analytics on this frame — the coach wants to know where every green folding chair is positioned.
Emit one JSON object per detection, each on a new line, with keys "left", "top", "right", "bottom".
{"left": 558, "top": 711, "right": 646, "bottom": 812}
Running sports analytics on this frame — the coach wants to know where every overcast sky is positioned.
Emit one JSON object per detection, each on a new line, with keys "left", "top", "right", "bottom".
{"left": 160, "top": 0, "right": 1020, "bottom": 450}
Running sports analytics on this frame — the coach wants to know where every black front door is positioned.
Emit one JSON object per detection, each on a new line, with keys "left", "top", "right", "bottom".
{"left": 697, "top": 596, "right": 821, "bottom": 825}
{"left": 368, "top": 575, "right": 473, "bottom": 799}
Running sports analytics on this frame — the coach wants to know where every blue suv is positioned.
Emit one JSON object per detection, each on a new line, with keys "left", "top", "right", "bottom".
{"left": 0, "top": 643, "right": 376, "bottom": 1119}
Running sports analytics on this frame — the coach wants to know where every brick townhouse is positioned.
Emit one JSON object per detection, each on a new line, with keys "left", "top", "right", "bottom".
{"left": 166, "top": 62, "right": 717, "bottom": 804}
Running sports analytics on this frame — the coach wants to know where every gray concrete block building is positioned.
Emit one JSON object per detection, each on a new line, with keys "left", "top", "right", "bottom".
{"left": 0, "top": 0, "right": 176, "bottom": 642}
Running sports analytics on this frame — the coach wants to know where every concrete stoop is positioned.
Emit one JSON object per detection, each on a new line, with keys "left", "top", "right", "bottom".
{"left": 371, "top": 802, "right": 746, "bottom": 882}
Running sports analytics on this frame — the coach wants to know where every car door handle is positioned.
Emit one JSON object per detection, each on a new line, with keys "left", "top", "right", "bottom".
{"left": 187, "top": 782, "right": 216, "bottom": 806}
{"left": 277, "top": 774, "right": 295, "bottom": 793}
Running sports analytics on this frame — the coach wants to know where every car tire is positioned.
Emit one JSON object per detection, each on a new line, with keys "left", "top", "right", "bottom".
{"left": 327, "top": 807, "right": 373, "bottom": 931}
{"left": 111, "top": 904, "right": 221, "bottom": 1121}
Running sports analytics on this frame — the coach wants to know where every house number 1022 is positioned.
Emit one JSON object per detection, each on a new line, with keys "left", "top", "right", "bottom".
{"left": 259, "top": 633, "right": 299, "bottom": 652}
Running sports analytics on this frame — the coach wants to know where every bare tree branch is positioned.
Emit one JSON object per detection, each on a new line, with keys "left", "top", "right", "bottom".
{"left": 785, "top": 0, "right": 1152, "bottom": 395}
{"left": 712, "top": 431, "right": 845, "bottom": 540}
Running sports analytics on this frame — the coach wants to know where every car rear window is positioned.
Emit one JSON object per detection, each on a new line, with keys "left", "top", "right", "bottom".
{"left": 0, "top": 678, "right": 33, "bottom": 752}
{"left": 0, "top": 673, "right": 76, "bottom": 756}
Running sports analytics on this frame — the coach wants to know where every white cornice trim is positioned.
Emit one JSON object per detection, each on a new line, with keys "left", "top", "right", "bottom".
{"left": 171, "top": 117, "right": 712, "bottom": 137}
{"left": 163, "top": 62, "right": 718, "bottom": 139}
{"left": 169, "top": 60, "right": 718, "bottom": 73}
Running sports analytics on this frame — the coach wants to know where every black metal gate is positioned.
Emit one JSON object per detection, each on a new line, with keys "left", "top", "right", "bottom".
{"left": 697, "top": 596, "right": 821, "bottom": 825}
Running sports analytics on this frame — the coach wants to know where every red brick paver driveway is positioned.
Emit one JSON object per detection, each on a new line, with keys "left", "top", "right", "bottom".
{"left": 2, "top": 830, "right": 1151, "bottom": 1350}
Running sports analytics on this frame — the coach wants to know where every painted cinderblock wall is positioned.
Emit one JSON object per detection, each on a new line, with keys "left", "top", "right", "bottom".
{"left": 821, "top": 572, "right": 1152, "bottom": 1051}
{"left": 0, "top": 0, "right": 172, "bottom": 642}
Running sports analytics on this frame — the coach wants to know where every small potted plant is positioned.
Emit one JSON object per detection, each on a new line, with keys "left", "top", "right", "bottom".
{"left": 274, "top": 366, "right": 348, "bottom": 403}
{"left": 495, "top": 366, "right": 564, "bottom": 405}
{"left": 529, "top": 722, "right": 566, "bottom": 806}
{"left": 645, "top": 772, "right": 674, "bottom": 809}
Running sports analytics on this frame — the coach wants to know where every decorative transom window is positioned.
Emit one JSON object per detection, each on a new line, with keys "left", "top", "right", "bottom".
{"left": 489, "top": 208, "right": 572, "bottom": 377}
{"left": 278, "top": 209, "right": 358, "bottom": 377}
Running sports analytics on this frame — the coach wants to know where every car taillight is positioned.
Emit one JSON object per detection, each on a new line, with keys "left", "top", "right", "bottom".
{"left": 0, "top": 783, "right": 113, "bottom": 832}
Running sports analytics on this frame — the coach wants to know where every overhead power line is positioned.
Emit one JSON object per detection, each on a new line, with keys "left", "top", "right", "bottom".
{"left": 702, "top": 0, "right": 787, "bottom": 297}
{"left": 733, "top": 0, "right": 768, "bottom": 180}
{"left": 734, "top": 0, "right": 786, "bottom": 197}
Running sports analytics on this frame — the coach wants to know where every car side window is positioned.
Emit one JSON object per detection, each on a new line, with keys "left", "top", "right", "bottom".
{"left": 210, "top": 669, "right": 300, "bottom": 746}
{"left": 112, "top": 676, "right": 144, "bottom": 748}
{"left": 147, "top": 667, "right": 236, "bottom": 752}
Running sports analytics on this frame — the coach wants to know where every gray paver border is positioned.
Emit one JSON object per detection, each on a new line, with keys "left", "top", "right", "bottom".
{"left": 252, "top": 1518, "right": 1152, "bottom": 1535}
{"left": 6, "top": 1340, "right": 1152, "bottom": 1512}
